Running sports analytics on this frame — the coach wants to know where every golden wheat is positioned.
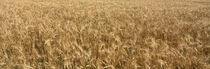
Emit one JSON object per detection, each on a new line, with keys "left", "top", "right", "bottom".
{"left": 0, "top": 0, "right": 209, "bottom": 69}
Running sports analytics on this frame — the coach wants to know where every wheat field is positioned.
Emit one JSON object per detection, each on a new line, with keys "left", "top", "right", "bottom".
{"left": 0, "top": 0, "right": 210, "bottom": 69}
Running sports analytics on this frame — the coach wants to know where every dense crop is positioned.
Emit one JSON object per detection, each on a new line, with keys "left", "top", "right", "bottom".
{"left": 0, "top": 0, "right": 209, "bottom": 69}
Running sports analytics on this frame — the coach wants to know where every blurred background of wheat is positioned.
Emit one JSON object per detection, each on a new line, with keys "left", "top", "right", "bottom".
{"left": 0, "top": 0, "right": 209, "bottom": 69}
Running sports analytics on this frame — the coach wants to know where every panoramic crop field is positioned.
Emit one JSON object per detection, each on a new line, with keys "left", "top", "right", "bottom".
{"left": 0, "top": 0, "right": 210, "bottom": 69}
